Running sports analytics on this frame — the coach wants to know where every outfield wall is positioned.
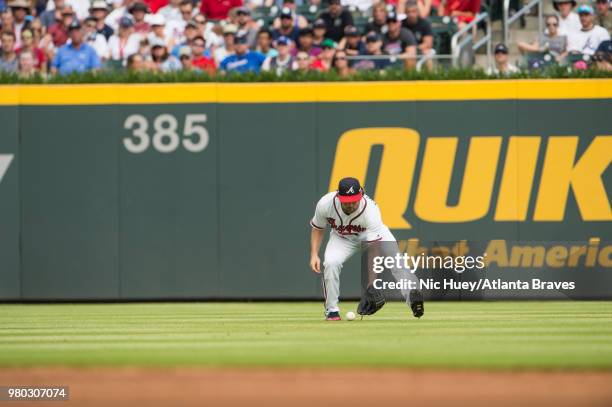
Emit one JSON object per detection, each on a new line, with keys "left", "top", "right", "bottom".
{"left": 0, "top": 80, "right": 611, "bottom": 300}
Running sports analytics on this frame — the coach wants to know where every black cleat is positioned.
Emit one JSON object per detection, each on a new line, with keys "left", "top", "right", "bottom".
{"left": 409, "top": 289, "right": 424, "bottom": 318}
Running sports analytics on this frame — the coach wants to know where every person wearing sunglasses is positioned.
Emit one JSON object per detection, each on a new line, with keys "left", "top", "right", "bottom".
{"left": 293, "top": 50, "right": 311, "bottom": 72}
{"left": 83, "top": 16, "right": 110, "bottom": 60}
{"left": 332, "top": 49, "right": 354, "bottom": 77}
{"left": 518, "top": 14, "right": 567, "bottom": 62}
{"left": 189, "top": 35, "right": 216, "bottom": 74}
{"left": 567, "top": 4, "right": 610, "bottom": 56}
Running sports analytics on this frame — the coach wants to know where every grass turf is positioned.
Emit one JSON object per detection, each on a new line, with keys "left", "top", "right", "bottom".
{"left": 0, "top": 301, "right": 611, "bottom": 369}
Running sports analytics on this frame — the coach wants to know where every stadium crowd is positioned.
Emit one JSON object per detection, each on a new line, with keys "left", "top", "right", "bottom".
{"left": 0, "top": 0, "right": 610, "bottom": 77}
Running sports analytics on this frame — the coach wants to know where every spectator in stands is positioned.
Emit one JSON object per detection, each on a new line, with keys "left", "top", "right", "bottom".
{"left": 437, "top": 0, "right": 480, "bottom": 29}
{"left": 354, "top": 31, "right": 390, "bottom": 70}
{"left": 129, "top": 2, "right": 150, "bottom": 34}
{"left": 220, "top": 32, "right": 265, "bottom": 72}
{"left": 190, "top": 35, "right": 216, "bottom": 73}
{"left": 45, "top": 5, "right": 74, "bottom": 47}
{"left": 312, "top": 18, "right": 326, "bottom": 47}
{"left": 108, "top": 17, "right": 141, "bottom": 62}
{"left": 56, "top": 0, "right": 89, "bottom": 21}
{"left": 294, "top": 26, "right": 321, "bottom": 56}
{"left": 9, "top": 0, "right": 32, "bottom": 48}
{"left": 342, "top": 0, "right": 373, "bottom": 13}
{"left": 272, "top": 0, "right": 309, "bottom": 29}
{"left": 333, "top": 48, "right": 354, "bottom": 76}
{"left": 272, "top": 7, "right": 301, "bottom": 42}
{"left": 316, "top": 37, "right": 335, "bottom": 70}
{"left": 51, "top": 20, "right": 101, "bottom": 74}
{"left": 262, "top": 35, "right": 294, "bottom": 74}
{"left": 486, "top": 43, "right": 518, "bottom": 75}
{"left": 294, "top": 50, "right": 312, "bottom": 71}
{"left": 193, "top": 13, "right": 220, "bottom": 47}
{"left": 319, "top": 0, "right": 353, "bottom": 42}
{"left": 0, "top": 30, "right": 18, "bottom": 73}
{"left": 142, "top": 0, "right": 167, "bottom": 14}
{"left": 164, "top": 0, "right": 196, "bottom": 43}
{"left": 178, "top": 46, "right": 199, "bottom": 71}
{"left": 383, "top": 10, "right": 417, "bottom": 69}
{"left": 0, "top": 9, "right": 14, "bottom": 33}
{"left": 39, "top": 0, "right": 63, "bottom": 28}
{"left": 170, "top": 20, "right": 200, "bottom": 57}
{"left": 200, "top": 0, "right": 243, "bottom": 20}
{"left": 339, "top": 25, "right": 364, "bottom": 59}
{"left": 595, "top": 0, "right": 611, "bottom": 33}
{"left": 553, "top": 0, "right": 580, "bottom": 35}
{"left": 256, "top": 28, "right": 278, "bottom": 57}
{"left": 158, "top": 0, "right": 182, "bottom": 23}
{"left": 126, "top": 52, "right": 146, "bottom": 70}
{"left": 148, "top": 13, "right": 174, "bottom": 49}
{"left": 403, "top": 1, "right": 434, "bottom": 57}
{"left": 364, "top": 3, "right": 387, "bottom": 34}
{"left": 18, "top": 48, "right": 36, "bottom": 76}
{"left": 214, "top": 23, "right": 237, "bottom": 64}
{"left": 16, "top": 28, "right": 46, "bottom": 73}
{"left": 151, "top": 39, "right": 181, "bottom": 71}
{"left": 592, "top": 39, "right": 611, "bottom": 70}
{"left": 567, "top": 4, "right": 610, "bottom": 55}
{"left": 399, "top": 0, "right": 438, "bottom": 19}
{"left": 106, "top": 0, "right": 137, "bottom": 32}
{"left": 518, "top": 14, "right": 567, "bottom": 61}
{"left": 83, "top": 17, "right": 110, "bottom": 60}
{"left": 89, "top": 1, "right": 114, "bottom": 40}
{"left": 235, "top": 7, "right": 258, "bottom": 48}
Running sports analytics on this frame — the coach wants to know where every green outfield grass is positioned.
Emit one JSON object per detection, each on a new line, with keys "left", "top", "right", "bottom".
{"left": 1, "top": 302, "right": 611, "bottom": 369}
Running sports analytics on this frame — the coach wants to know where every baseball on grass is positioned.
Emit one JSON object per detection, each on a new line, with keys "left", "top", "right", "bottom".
{"left": 346, "top": 311, "right": 356, "bottom": 321}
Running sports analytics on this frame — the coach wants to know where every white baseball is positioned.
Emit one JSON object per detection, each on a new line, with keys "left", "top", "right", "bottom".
{"left": 345, "top": 311, "right": 356, "bottom": 321}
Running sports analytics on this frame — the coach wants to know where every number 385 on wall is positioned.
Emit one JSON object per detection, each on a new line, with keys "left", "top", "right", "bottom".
{"left": 123, "top": 113, "right": 209, "bottom": 154}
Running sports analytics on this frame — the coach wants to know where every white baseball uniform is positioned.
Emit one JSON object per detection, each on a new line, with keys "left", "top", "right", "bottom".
{"left": 310, "top": 191, "right": 417, "bottom": 314}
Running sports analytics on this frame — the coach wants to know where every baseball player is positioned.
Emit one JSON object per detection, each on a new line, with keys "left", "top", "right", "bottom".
{"left": 309, "top": 177, "right": 424, "bottom": 321}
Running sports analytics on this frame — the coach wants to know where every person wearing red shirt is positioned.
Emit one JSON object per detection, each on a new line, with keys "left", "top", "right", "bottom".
{"left": 438, "top": 0, "right": 480, "bottom": 26}
{"left": 143, "top": 0, "right": 168, "bottom": 13}
{"left": 190, "top": 36, "right": 216, "bottom": 74}
{"left": 199, "top": 0, "right": 243, "bottom": 21}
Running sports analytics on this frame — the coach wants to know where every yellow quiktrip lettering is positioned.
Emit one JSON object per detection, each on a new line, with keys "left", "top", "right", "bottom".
{"left": 534, "top": 136, "right": 612, "bottom": 221}
{"left": 415, "top": 137, "right": 502, "bottom": 222}
{"left": 495, "top": 137, "right": 541, "bottom": 221}
{"left": 329, "top": 128, "right": 419, "bottom": 229}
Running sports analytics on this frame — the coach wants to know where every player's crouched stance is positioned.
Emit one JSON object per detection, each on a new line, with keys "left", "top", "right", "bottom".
{"left": 309, "top": 177, "right": 424, "bottom": 321}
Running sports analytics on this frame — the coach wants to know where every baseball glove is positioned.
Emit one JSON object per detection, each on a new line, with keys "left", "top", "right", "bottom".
{"left": 357, "top": 286, "right": 385, "bottom": 316}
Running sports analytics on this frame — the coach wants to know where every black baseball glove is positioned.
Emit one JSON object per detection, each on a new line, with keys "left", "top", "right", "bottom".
{"left": 357, "top": 286, "right": 385, "bottom": 316}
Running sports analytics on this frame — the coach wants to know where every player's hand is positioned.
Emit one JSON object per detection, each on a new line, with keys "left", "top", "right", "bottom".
{"left": 310, "top": 255, "right": 321, "bottom": 273}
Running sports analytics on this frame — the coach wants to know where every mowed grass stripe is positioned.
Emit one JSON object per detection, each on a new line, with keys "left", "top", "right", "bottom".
{"left": 0, "top": 302, "right": 611, "bottom": 369}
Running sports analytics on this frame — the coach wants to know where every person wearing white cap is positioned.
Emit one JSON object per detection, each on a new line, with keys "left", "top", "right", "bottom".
{"left": 147, "top": 13, "right": 175, "bottom": 49}
{"left": 89, "top": 0, "right": 114, "bottom": 40}
{"left": 567, "top": 4, "right": 610, "bottom": 55}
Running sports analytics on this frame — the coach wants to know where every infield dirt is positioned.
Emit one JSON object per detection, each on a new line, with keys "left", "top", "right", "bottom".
{"left": 2, "top": 368, "right": 611, "bottom": 407}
